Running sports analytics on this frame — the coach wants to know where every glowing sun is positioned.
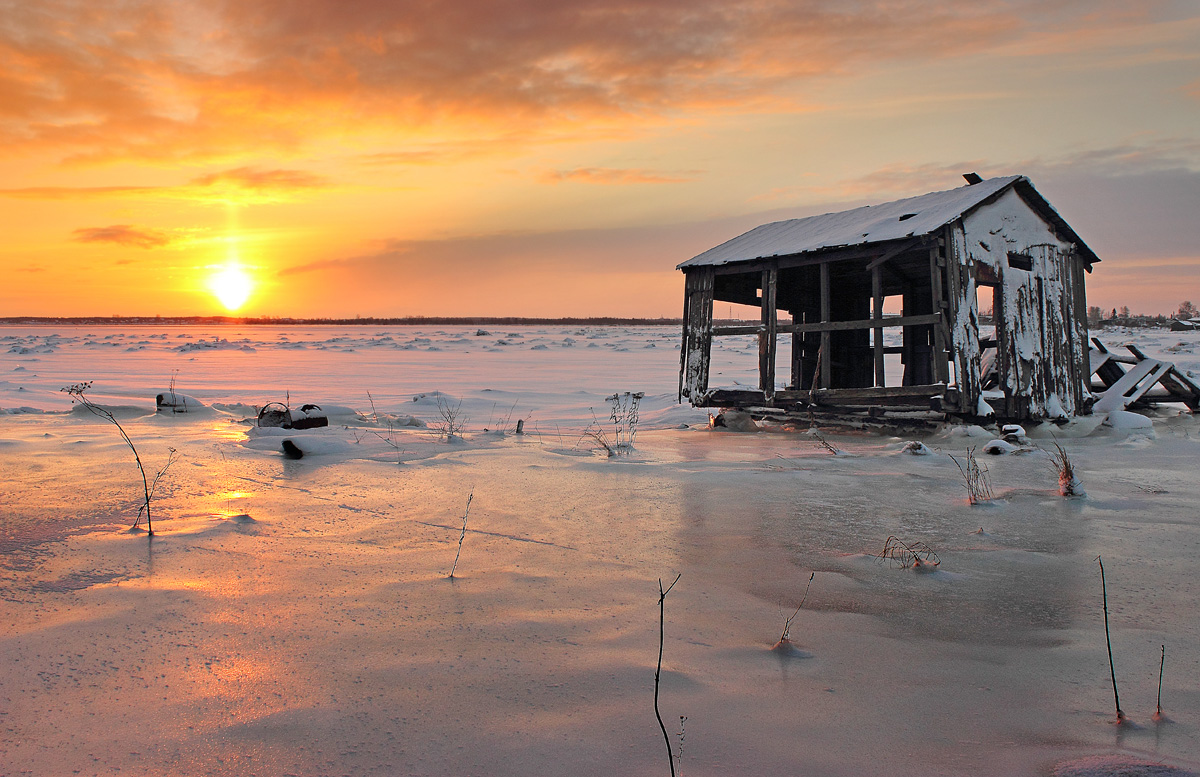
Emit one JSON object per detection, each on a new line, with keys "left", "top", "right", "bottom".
{"left": 209, "top": 264, "right": 254, "bottom": 311}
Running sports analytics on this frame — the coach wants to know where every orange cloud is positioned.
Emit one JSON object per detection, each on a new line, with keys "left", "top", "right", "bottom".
{"left": 0, "top": 166, "right": 330, "bottom": 204}
{"left": 189, "top": 167, "right": 328, "bottom": 190}
{"left": 811, "top": 162, "right": 995, "bottom": 200}
{"left": 71, "top": 224, "right": 174, "bottom": 248}
{"left": 0, "top": 1, "right": 1164, "bottom": 165}
{"left": 539, "top": 167, "right": 699, "bottom": 185}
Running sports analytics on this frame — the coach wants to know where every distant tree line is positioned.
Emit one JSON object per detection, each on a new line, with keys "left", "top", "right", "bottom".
{"left": 1086, "top": 301, "right": 1198, "bottom": 328}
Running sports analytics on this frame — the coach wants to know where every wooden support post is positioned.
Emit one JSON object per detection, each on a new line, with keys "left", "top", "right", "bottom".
{"left": 872, "top": 264, "right": 884, "bottom": 387}
{"left": 678, "top": 271, "right": 692, "bottom": 403}
{"left": 759, "top": 266, "right": 778, "bottom": 399}
{"left": 819, "top": 262, "right": 831, "bottom": 389}
{"left": 929, "top": 244, "right": 950, "bottom": 385}
{"left": 942, "top": 225, "right": 980, "bottom": 414}
{"left": 680, "top": 269, "right": 715, "bottom": 402}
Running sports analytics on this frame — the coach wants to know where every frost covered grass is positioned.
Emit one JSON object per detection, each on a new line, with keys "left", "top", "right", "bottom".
{"left": 1047, "top": 440, "right": 1086, "bottom": 497}
{"left": 950, "top": 446, "right": 995, "bottom": 504}
{"left": 876, "top": 535, "right": 941, "bottom": 570}
{"left": 433, "top": 391, "right": 468, "bottom": 441}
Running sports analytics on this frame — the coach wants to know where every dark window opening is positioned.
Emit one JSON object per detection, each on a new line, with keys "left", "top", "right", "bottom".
{"left": 1007, "top": 251, "right": 1033, "bottom": 271}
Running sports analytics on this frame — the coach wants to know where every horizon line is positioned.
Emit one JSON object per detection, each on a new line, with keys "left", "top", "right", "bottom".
{"left": 0, "top": 315, "right": 689, "bottom": 326}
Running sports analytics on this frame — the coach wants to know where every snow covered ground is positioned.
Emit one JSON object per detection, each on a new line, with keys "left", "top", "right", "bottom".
{"left": 2, "top": 324, "right": 1199, "bottom": 777}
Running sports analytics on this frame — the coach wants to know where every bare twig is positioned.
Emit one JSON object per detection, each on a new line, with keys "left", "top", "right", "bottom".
{"left": 677, "top": 716, "right": 687, "bottom": 777}
{"left": 448, "top": 492, "right": 474, "bottom": 579}
{"left": 811, "top": 430, "right": 840, "bottom": 456}
{"left": 780, "top": 572, "right": 815, "bottom": 643}
{"left": 139, "top": 448, "right": 178, "bottom": 525}
{"left": 655, "top": 574, "right": 681, "bottom": 777}
{"left": 434, "top": 392, "right": 467, "bottom": 441}
{"left": 62, "top": 382, "right": 169, "bottom": 535}
{"left": 1155, "top": 644, "right": 1166, "bottom": 720}
{"left": 581, "top": 411, "right": 615, "bottom": 456}
{"left": 367, "top": 420, "right": 403, "bottom": 463}
{"left": 1097, "top": 555, "right": 1126, "bottom": 722}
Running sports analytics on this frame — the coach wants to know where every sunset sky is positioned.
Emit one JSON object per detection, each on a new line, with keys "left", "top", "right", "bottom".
{"left": 2, "top": 0, "right": 1198, "bottom": 318}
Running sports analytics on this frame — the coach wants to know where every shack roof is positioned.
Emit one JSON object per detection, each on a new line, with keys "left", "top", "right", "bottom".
{"left": 679, "top": 175, "right": 1099, "bottom": 269}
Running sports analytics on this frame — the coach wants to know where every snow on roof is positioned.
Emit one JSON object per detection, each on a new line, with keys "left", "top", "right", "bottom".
{"left": 679, "top": 175, "right": 1096, "bottom": 269}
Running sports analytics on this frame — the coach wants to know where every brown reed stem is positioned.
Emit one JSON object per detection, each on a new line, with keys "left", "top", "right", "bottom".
{"left": 1097, "top": 555, "right": 1124, "bottom": 721}
{"left": 655, "top": 574, "right": 681, "bottom": 777}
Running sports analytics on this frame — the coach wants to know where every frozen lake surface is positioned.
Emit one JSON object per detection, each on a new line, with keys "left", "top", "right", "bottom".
{"left": 2, "top": 324, "right": 1199, "bottom": 776}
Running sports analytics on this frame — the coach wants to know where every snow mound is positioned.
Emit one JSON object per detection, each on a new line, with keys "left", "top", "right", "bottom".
{"left": 155, "top": 390, "right": 206, "bottom": 413}
{"left": 982, "top": 439, "right": 1018, "bottom": 455}
{"left": 1105, "top": 410, "right": 1154, "bottom": 429}
{"left": 709, "top": 410, "right": 758, "bottom": 432}
{"left": 280, "top": 436, "right": 354, "bottom": 458}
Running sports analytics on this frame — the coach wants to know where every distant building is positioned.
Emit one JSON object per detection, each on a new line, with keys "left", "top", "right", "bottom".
{"left": 678, "top": 175, "right": 1099, "bottom": 422}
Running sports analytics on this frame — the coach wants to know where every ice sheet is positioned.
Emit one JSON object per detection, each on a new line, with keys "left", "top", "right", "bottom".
{"left": 2, "top": 324, "right": 1199, "bottom": 777}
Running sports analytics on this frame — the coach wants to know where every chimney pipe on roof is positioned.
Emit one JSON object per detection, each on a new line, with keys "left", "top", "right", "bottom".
{"left": 963, "top": 172, "right": 983, "bottom": 185}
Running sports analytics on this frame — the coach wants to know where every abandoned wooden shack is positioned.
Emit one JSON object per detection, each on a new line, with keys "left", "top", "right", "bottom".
{"left": 678, "top": 174, "right": 1100, "bottom": 422}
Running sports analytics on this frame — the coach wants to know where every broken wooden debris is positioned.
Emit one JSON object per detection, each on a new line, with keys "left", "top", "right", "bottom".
{"left": 1089, "top": 339, "right": 1200, "bottom": 412}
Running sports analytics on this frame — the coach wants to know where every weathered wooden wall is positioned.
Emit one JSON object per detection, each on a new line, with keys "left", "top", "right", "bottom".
{"left": 679, "top": 268, "right": 714, "bottom": 403}
{"left": 946, "top": 225, "right": 982, "bottom": 415}
{"left": 961, "top": 187, "right": 1088, "bottom": 419}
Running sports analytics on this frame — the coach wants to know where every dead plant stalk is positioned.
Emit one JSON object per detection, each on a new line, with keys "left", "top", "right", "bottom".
{"left": 1097, "top": 555, "right": 1125, "bottom": 722}
{"left": 62, "top": 382, "right": 174, "bottom": 535}
{"left": 780, "top": 572, "right": 816, "bottom": 643}
{"left": 448, "top": 492, "right": 473, "bottom": 579}
{"left": 950, "top": 447, "right": 994, "bottom": 504}
{"left": 655, "top": 573, "right": 681, "bottom": 777}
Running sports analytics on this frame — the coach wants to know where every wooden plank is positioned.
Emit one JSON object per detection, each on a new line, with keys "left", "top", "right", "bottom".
{"left": 864, "top": 237, "right": 923, "bottom": 271}
{"left": 712, "top": 324, "right": 762, "bottom": 336}
{"left": 750, "top": 313, "right": 941, "bottom": 335}
{"left": 760, "top": 266, "right": 777, "bottom": 399}
{"left": 1160, "top": 367, "right": 1200, "bottom": 409}
{"left": 1089, "top": 342, "right": 1130, "bottom": 389}
{"left": 1125, "top": 344, "right": 1149, "bottom": 361}
{"left": 1088, "top": 349, "right": 1112, "bottom": 376}
{"left": 813, "top": 384, "right": 947, "bottom": 403}
{"left": 820, "top": 262, "right": 831, "bottom": 389}
{"left": 872, "top": 264, "right": 885, "bottom": 386}
{"left": 701, "top": 383, "right": 948, "bottom": 409}
{"left": 1092, "top": 358, "right": 1168, "bottom": 413}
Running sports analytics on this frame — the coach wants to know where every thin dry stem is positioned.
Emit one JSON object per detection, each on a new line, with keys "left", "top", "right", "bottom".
{"left": 62, "top": 382, "right": 167, "bottom": 535}
{"left": 655, "top": 574, "right": 681, "bottom": 777}
{"left": 780, "top": 572, "right": 816, "bottom": 642}
{"left": 448, "top": 492, "right": 473, "bottom": 579}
